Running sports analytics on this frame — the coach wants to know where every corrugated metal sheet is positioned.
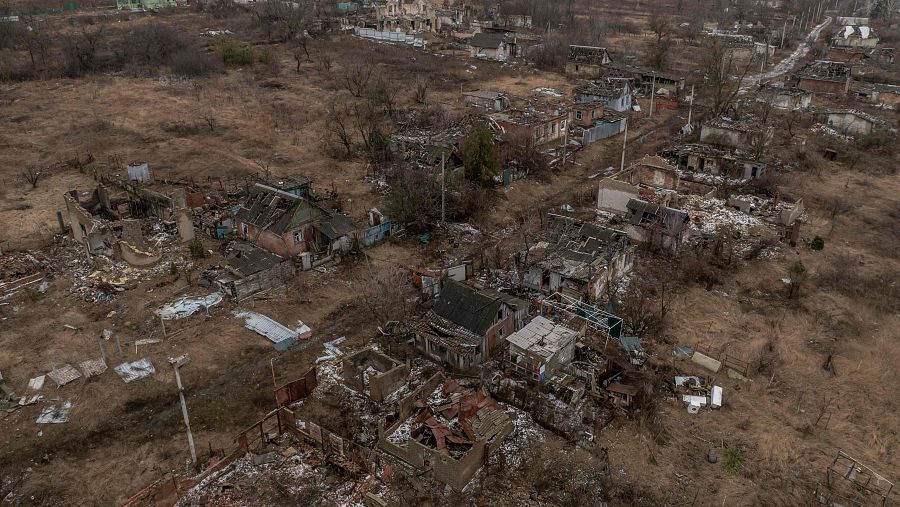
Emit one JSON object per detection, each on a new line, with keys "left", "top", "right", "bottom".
{"left": 114, "top": 358, "right": 155, "bottom": 383}
{"left": 582, "top": 119, "right": 625, "bottom": 145}
{"left": 233, "top": 309, "right": 311, "bottom": 349}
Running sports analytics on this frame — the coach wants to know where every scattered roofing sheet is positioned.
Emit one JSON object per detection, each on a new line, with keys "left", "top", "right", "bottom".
{"left": 315, "top": 336, "right": 346, "bottom": 363}
{"left": 19, "top": 394, "right": 42, "bottom": 406}
{"left": 79, "top": 358, "right": 108, "bottom": 378}
{"left": 505, "top": 316, "right": 578, "bottom": 359}
{"left": 28, "top": 375, "right": 46, "bottom": 390}
{"left": 673, "top": 345, "right": 694, "bottom": 356}
{"left": 47, "top": 365, "right": 81, "bottom": 387}
{"left": 114, "top": 358, "right": 156, "bottom": 383}
{"left": 233, "top": 309, "right": 311, "bottom": 350}
{"left": 156, "top": 293, "right": 223, "bottom": 320}
{"left": 36, "top": 401, "right": 73, "bottom": 424}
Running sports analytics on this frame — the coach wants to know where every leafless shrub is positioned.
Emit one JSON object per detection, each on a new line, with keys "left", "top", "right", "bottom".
{"left": 19, "top": 167, "right": 42, "bottom": 188}
{"left": 125, "top": 22, "right": 185, "bottom": 68}
{"left": 357, "top": 264, "right": 414, "bottom": 325}
{"left": 413, "top": 77, "right": 427, "bottom": 104}
{"left": 60, "top": 26, "right": 106, "bottom": 77}
{"left": 501, "top": 129, "right": 551, "bottom": 182}
{"left": 254, "top": 0, "right": 313, "bottom": 43}
{"left": 754, "top": 336, "right": 779, "bottom": 376}
{"left": 341, "top": 61, "right": 373, "bottom": 98}
{"left": 170, "top": 49, "right": 223, "bottom": 77}
{"left": 161, "top": 120, "right": 203, "bottom": 136}
{"left": 324, "top": 101, "right": 354, "bottom": 157}
{"left": 196, "top": 0, "right": 243, "bottom": 18}
{"left": 316, "top": 51, "right": 332, "bottom": 73}
{"left": 817, "top": 254, "right": 899, "bottom": 313}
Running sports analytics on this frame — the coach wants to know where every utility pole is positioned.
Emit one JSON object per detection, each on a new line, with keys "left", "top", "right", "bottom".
{"left": 649, "top": 74, "right": 657, "bottom": 118}
{"left": 170, "top": 354, "right": 197, "bottom": 467}
{"left": 440, "top": 151, "right": 446, "bottom": 224}
{"left": 687, "top": 84, "right": 695, "bottom": 127}
{"left": 781, "top": 17, "right": 787, "bottom": 48}
{"left": 619, "top": 118, "right": 628, "bottom": 172}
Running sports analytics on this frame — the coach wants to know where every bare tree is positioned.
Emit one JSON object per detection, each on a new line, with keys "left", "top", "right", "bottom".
{"left": 19, "top": 167, "right": 42, "bottom": 188}
{"left": 255, "top": 0, "right": 313, "bottom": 43}
{"left": 325, "top": 101, "right": 354, "bottom": 157}
{"left": 414, "top": 77, "right": 428, "bottom": 104}
{"left": 700, "top": 39, "right": 754, "bottom": 116}
{"left": 357, "top": 263, "right": 414, "bottom": 325}
{"left": 342, "top": 62, "right": 373, "bottom": 98}
{"left": 317, "top": 52, "right": 332, "bottom": 73}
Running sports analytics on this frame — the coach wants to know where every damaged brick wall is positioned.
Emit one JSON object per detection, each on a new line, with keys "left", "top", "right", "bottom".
{"left": 369, "top": 363, "right": 409, "bottom": 403}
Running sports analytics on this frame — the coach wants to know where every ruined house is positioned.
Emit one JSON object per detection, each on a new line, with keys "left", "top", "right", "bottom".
{"left": 604, "top": 62, "right": 686, "bottom": 96}
{"left": 375, "top": 0, "right": 439, "bottom": 32}
{"left": 822, "top": 110, "right": 892, "bottom": 137}
{"left": 825, "top": 45, "right": 867, "bottom": 63}
{"left": 569, "top": 100, "right": 604, "bottom": 128}
{"left": 574, "top": 78, "right": 633, "bottom": 112}
{"left": 268, "top": 175, "right": 311, "bottom": 198}
{"left": 795, "top": 60, "right": 852, "bottom": 95}
{"left": 504, "top": 316, "right": 578, "bottom": 381}
{"left": 756, "top": 85, "right": 812, "bottom": 110}
{"left": 624, "top": 198, "right": 690, "bottom": 251}
{"left": 565, "top": 45, "right": 612, "bottom": 78}
{"left": 64, "top": 187, "right": 117, "bottom": 257}
{"left": 619, "top": 155, "right": 679, "bottom": 190}
{"left": 597, "top": 178, "right": 639, "bottom": 215}
{"left": 342, "top": 348, "right": 410, "bottom": 403}
{"left": 64, "top": 187, "right": 164, "bottom": 266}
{"left": 831, "top": 25, "right": 879, "bottom": 49}
{"left": 855, "top": 83, "right": 900, "bottom": 110}
{"left": 215, "top": 242, "right": 295, "bottom": 300}
{"left": 463, "top": 90, "right": 510, "bottom": 111}
{"left": 700, "top": 118, "right": 773, "bottom": 153}
{"left": 410, "top": 280, "right": 524, "bottom": 369}
{"left": 378, "top": 374, "right": 513, "bottom": 490}
{"left": 468, "top": 31, "right": 509, "bottom": 61}
{"left": 524, "top": 214, "right": 634, "bottom": 302}
{"left": 489, "top": 108, "right": 568, "bottom": 146}
{"left": 660, "top": 144, "right": 767, "bottom": 180}
{"left": 235, "top": 183, "right": 327, "bottom": 259}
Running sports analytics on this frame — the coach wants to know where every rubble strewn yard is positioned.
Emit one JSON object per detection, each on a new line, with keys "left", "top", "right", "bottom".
{"left": 0, "top": 0, "right": 898, "bottom": 505}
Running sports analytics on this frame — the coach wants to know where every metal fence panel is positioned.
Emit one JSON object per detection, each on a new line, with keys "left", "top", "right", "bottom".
{"left": 581, "top": 119, "right": 625, "bottom": 145}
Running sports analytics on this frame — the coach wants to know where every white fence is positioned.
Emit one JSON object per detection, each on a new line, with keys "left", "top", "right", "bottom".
{"left": 354, "top": 27, "right": 425, "bottom": 48}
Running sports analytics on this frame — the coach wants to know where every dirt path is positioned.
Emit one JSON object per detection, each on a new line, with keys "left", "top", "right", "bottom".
{"left": 739, "top": 16, "right": 832, "bottom": 93}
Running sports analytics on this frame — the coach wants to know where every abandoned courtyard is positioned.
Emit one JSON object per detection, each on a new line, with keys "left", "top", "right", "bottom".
{"left": 0, "top": 0, "right": 898, "bottom": 505}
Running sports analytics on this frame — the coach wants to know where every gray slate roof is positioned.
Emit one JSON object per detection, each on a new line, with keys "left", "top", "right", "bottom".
{"left": 433, "top": 280, "right": 501, "bottom": 336}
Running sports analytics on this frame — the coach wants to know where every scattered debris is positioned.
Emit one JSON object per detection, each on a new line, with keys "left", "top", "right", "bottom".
{"left": 27, "top": 376, "right": 46, "bottom": 390}
{"left": 315, "top": 336, "right": 346, "bottom": 363}
{"left": 36, "top": 401, "right": 73, "bottom": 424}
{"left": 157, "top": 293, "right": 222, "bottom": 320}
{"left": 79, "top": 358, "right": 108, "bottom": 378}
{"left": 114, "top": 358, "right": 155, "bottom": 383}
{"left": 47, "top": 365, "right": 81, "bottom": 387}
{"left": 233, "top": 309, "right": 311, "bottom": 351}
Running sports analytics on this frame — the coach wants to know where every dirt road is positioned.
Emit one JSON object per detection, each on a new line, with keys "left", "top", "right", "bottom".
{"left": 739, "top": 16, "right": 832, "bottom": 93}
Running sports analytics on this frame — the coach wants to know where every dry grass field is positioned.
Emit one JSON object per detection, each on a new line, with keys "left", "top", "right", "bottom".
{"left": 0, "top": 1, "right": 897, "bottom": 505}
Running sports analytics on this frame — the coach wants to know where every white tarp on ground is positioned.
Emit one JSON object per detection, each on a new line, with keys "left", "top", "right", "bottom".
{"left": 233, "top": 309, "right": 312, "bottom": 346}
{"left": 28, "top": 375, "right": 45, "bottom": 390}
{"left": 114, "top": 358, "right": 155, "bottom": 383}
{"left": 36, "top": 401, "right": 73, "bottom": 424}
{"left": 156, "top": 293, "right": 223, "bottom": 320}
